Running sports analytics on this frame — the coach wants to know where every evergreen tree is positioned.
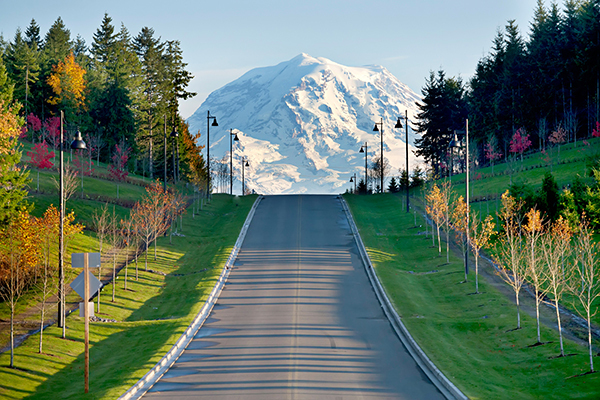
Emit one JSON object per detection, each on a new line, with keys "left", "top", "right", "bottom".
{"left": 410, "top": 166, "right": 425, "bottom": 188}
{"left": 133, "top": 27, "right": 165, "bottom": 178}
{"left": 387, "top": 177, "right": 399, "bottom": 193}
{"left": 415, "top": 70, "right": 467, "bottom": 175}
{"left": 42, "top": 17, "right": 72, "bottom": 69}
{"left": 24, "top": 19, "right": 42, "bottom": 49}
{"left": 399, "top": 168, "right": 410, "bottom": 190}
{"left": 5, "top": 28, "right": 40, "bottom": 116}
{"left": 357, "top": 178, "right": 367, "bottom": 194}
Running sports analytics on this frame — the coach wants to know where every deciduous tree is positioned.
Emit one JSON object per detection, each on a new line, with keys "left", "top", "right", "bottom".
{"left": 523, "top": 208, "right": 547, "bottom": 344}
{"left": 569, "top": 219, "right": 600, "bottom": 373}
{"left": 495, "top": 191, "right": 526, "bottom": 330}
{"left": 541, "top": 216, "right": 572, "bottom": 357}
{"left": 470, "top": 213, "right": 495, "bottom": 294}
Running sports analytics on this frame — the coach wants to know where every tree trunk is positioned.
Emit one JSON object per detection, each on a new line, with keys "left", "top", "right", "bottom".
{"left": 436, "top": 225, "right": 441, "bottom": 254}
{"left": 10, "top": 306, "right": 14, "bottom": 368}
{"left": 516, "top": 292, "right": 521, "bottom": 329}
{"left": 112, "top": 252, "right": 116, "bottom": 302}
{"left": 589, "top": 310, "right": 594, "bottom": 372}
{"left": 124, "top": 249, "right": 128, "bottom": 290}
{"left": 535, "top": 296, "right": 541, "bottom": 343}
{"left": 135, "top": 250, "right": 139, "bottom": 280}
{"left": 555, "top": 299, "right": 564, "bottom": 357}
{"left": 475, "top": 255, "right": 479, "bottom": 294}
{"left": 144, "top": 242, "right": 148, "bottom": 272}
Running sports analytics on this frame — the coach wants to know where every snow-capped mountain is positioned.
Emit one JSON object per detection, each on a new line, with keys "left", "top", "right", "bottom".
{"left": 186, "top": 53, "right": 422, "bottom": 194}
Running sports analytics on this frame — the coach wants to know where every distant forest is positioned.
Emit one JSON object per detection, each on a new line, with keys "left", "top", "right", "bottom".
{"left": 0, "top": 13, "right": 206, "bottom": 185}
{"left": 415, "top": 0, "right": 600, "bottom": 176}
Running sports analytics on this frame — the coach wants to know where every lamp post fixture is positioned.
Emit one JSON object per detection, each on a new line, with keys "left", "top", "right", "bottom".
{"left": 372, "top": 118, "right": 384, "bottom": 193}
{"left": 171, "top": 126, "right": 179, "bottom": 183}
{"left": 206, "top": 111, "right": 218, "bottom": 199}
{"left": 359, "top": 142, "right": 368, "bottom": 193}
{"left": 349, "top": 173, "right": 357, "bottom": 194}
{"left": 242, "top": 157, "right": 249, "bottom": 195}
{"left": 449, "top": 120, "right": 470, "bottom": 280}
{"left": 229, "top": 129, "right": 239, "bottom": 195}
{"left": 395, "top": 110, "right": 410, "bottom": 212}
{"left": 58, "top": 111, "right": 86, "bottom": 334}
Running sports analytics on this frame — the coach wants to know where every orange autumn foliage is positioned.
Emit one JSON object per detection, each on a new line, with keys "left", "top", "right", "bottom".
{"left": 47, "top": 52, "right": 87, "bottom": 111}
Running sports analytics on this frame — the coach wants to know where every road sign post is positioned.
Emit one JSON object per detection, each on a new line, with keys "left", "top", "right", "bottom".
{"left": 71, "top": 252, "right": 100, "bottom": 394}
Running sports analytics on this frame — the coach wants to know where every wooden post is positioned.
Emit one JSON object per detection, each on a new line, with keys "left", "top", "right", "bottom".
{"left": 84, "top": 253, "right": 89, "bottom": 393}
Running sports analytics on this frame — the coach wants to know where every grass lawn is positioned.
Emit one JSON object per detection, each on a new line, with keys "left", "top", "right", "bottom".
{"left": 0, "top": 194, "right": 256, "bottom": 399}
{"left": 345, "top": 193, "right": 600, "bottom": 400}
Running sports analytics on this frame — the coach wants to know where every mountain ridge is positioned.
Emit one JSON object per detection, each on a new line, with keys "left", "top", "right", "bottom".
{"left": 187, "top": 53, "right": 423, "bottom": 194}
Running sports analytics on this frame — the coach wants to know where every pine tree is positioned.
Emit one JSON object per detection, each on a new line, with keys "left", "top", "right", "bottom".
{"left": 387, "top": 177, "right": 399, "bottom": 193}
{"left": 24, "top": 19, "right": 42, "bottom": 49}
{"left": 5, "top": 28, "right": 40, "bottom": 116}
{"left": 133, "top": 27, "right": 166, "bottom": 179}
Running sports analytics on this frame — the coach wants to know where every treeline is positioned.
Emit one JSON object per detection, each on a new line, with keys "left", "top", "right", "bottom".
{"left": 415, "top": 0, "right": 600, "bottom": 176}
{"left": 0, "top": 14, "right": 206, "bottom": 186}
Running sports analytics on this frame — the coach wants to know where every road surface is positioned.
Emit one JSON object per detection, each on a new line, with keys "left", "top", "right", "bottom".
{"left": 144, "top": 195, "right": 445, "bottom": 400}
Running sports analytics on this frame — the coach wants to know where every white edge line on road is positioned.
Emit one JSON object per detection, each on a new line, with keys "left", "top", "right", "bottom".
{"left": 118, "top": 195, "right": 264, "bottom": 400}
{"left": 339, "top": 196, "right": 469, "bottom": 400}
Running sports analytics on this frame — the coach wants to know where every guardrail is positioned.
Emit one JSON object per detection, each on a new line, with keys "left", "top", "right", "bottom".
{"left": 339, "top": 196, "right": 468, "bottom": 400}
{"left": 118, "top": 195, "right": 263, "bottom": 400}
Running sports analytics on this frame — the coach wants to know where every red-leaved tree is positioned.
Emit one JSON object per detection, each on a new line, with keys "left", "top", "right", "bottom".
{"left": 108, "top": 142, "right": 131, "bottom": 182}
{"left": 26, "top": 142, "right": 55, "bottom": 192}
{"left": 72, "top": 152, "right": 94, "bottom": 176}
{"left": 509, "top": 127, "right": 532, "bottom": 162}
{"left": 484, "top": 139, "right": 502, "bottom": 174}
{"left": 593, "top": 121, "right": 600, "bottom": 138}
{"left": 27, "top": 114, "right": 42, "bottom": 142}
{"left": 43, "top": 117, "right": 60, "bottom": 155}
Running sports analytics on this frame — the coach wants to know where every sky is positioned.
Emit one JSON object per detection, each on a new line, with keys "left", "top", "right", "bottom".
{"left": 0, "top": 0, "right": 540, "bottom": 119}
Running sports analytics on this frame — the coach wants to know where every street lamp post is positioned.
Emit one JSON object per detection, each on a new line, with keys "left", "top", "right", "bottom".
{"left": 229, "top": 129, "right": 239, "bottom": 195}
{"left": 206, "top": 112, "right": 218, "bottom": 199}
{"left": 171, "top": 127, "right": 178, "bottom": 183}
{"left": 373, "top": 118, "right": 384, "bottom": 193}
{"left": 242, "top": 157, "right": 249, "bottom": 195}
{"left": 395, "top": 110, "right": 410, "bottom": 212}
{"left": 349, "top": 173, "right": 356, "bottom": 194}
{"left": 449, "top": 120, "right": 470, "bottom": 280}
{"left": 58, "top": 111, "right": 86, "bottom": 335}
{"left": 359, "top": 142, "right": 368, "bottom": 193}
{"left": 163, "top": 116, "right": 167, "bottom": 192}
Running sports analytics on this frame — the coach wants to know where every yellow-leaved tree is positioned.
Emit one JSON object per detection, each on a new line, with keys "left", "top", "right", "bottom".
{"left": 47, "top": 51, "right": 86, "bottom": 118}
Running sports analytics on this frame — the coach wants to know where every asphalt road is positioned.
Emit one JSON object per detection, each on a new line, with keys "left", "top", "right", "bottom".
{"left": 144, "top": 195, "right": 445, "bottom": 400}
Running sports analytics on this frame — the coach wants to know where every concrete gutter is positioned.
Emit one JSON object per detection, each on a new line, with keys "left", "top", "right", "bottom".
{"left": 118, "top": 195, "right": 263, "bottom": 400}
{"left": 339, "top": 196, "right": 468, "bottom": 400}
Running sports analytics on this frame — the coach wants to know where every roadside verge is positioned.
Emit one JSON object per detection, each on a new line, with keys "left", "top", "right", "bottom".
{"left": 339, "top": 196, "right": 468, "bottom": 400}
{"left": 118, "top": 195, "right": 263, "bottom": 400}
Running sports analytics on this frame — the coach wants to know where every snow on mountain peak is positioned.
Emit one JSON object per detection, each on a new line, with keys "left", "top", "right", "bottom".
{"left": 187, "top": 54, "right": 422, "bottom": 194}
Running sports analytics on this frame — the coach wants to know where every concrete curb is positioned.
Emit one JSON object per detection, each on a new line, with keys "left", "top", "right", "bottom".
{"left": 339, "top": 196, "right": 468, "bottom": 400}
{"left": 118, "top": 195, "right": 263, "bottom": 400}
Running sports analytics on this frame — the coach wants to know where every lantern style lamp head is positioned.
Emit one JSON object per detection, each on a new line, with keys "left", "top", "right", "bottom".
{"left": 373, "top": 124, "right": 379, "bottom": 132}
{"left": 245, "top": 160, "right": 249, "bottom": 167}
{"left": 171, "top": 128, "right": 178, "bottom": 138}
{"left": 449, "top": 132, "right": 462, "bottom": 149}
{"left": 359, "top": 146, "right": 364, "bottom": 153}
{"left": 212, "top": 118, "right": 218, "bottom": 127}
{"left": 349, "top": 176, "right": 354, "bottom": 183}
{"left": 395, "top": 117, "right": 403, "bottom": 129}
{"left": 71, "top": 129, "right": 86, "bottom": 150}
{"left": 234, "top": 133, "right": 239, "bottom": 141}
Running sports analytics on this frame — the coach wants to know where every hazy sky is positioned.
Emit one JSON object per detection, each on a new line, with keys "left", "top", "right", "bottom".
{"left": 1, "top": 0, "right": 540, "bottom": 119}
